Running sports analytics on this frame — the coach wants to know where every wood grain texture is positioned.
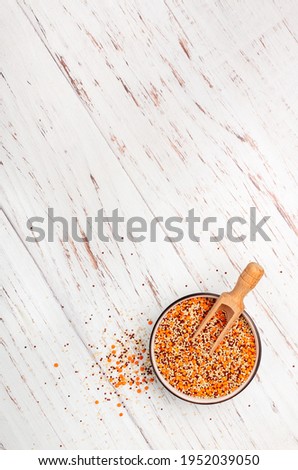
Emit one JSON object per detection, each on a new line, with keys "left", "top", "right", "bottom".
{"left": 1, "top": 0, "right": 298, "bottom": 449}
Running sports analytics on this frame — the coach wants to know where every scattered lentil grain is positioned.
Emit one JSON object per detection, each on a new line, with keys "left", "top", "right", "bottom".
{"left": 101, "top": 329, "right": 154, "bottom": 399}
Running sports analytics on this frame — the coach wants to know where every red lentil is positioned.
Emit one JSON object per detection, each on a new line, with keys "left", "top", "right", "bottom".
{"left": 154, "top": 296, "right": 257, "bottom": 399}
{"left": 102, "top": 329, "right": 154, "bottom": 397}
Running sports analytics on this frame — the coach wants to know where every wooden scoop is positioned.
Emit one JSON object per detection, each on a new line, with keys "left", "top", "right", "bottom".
{"left": 192, "top": 262, "right": 264, "bottom": 353}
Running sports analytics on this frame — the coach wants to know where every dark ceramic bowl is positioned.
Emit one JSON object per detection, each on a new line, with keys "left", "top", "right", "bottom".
{"left": 149, "top": 293, "right": 261, "bottom": 404}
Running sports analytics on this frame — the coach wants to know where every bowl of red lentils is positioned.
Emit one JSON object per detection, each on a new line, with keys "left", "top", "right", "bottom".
{"left": 150, "top": 293, "right": 261, "bottom": 404}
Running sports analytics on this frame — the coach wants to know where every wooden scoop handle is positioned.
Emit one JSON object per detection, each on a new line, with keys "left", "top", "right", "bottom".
{"left": 193, "top": 262, "right": 264, "bottom": 353}
{"left": 229, "top": 262, "right": 264, "bottom": 306}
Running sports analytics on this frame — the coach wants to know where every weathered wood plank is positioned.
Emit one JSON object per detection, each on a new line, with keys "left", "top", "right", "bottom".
{"left": 1, "top": 0, "right": 297, "bottom": 449}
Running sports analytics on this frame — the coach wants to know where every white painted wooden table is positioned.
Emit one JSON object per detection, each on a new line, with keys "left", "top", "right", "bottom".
{"left": 1, "top": 0, "right": 298, "bottom": 450}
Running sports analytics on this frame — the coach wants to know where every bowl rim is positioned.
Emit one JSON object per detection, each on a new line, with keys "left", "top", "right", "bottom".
{"left": 149, "top": 292, "right": 262, "bottom": 404}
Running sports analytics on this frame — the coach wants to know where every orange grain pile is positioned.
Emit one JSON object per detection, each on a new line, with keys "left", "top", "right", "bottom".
{"left": 154, "top": 296, "right": 257, "bottom": 399}
{"left": 104, "top": 329, "right": 154, "bottom": 396}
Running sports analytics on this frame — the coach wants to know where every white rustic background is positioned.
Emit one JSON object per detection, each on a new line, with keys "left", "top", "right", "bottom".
{"left": 1, "top": 0, "right": 298, "bottom": 450}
